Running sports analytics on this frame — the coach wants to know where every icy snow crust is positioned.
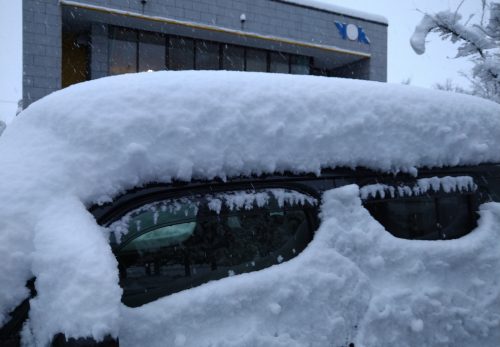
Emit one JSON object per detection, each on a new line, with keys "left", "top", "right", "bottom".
{"left": 0, "top": 71, "right": 499, "bottom": 345}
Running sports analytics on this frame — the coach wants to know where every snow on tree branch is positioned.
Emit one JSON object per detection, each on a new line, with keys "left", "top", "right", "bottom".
{"left": 410, "top": 2, "right": 500, "bottom": 104}
{"left": 410, "top": 11, "right": 495, "bottom": 56}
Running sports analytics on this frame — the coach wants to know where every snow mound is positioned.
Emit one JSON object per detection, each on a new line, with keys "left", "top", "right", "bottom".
{"left": 0, "top": 71, "right": 499, "bottom": 345}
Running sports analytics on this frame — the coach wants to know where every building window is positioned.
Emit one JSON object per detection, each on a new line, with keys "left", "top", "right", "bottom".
{"left": 291, "top": 55, "right": 310, "bottom": 75}
{"left": 270, "top": 52, "right": 290, "bottom": 74}
{"left": 195, "top": 40, "right": 220, "bottom": 70}
{"left": 169, "top": 37, "right": 194, "bottom": 70}
{"left": 108, "top": 26, "right": 311, "bottom": 77}
{"left": 246, "top": 48, "right": 268, "bottom": 72}
{"left": 109, "top": 28, "right": 138, "bottom": 75}
{"left": 222, "top": 44, "right": 245, "bottom": 71}
{"left": 138, "top": 32, "right": 166, "bottom": 72}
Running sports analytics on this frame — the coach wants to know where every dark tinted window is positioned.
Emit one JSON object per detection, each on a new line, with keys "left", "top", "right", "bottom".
{"left": 138, "top": 32, "right": 166, "bottom": 72}
{"left": 363, "top": 183, "right": 477, "bottom": 240}
{"left": 246, "top": 48, "right": 268, "bottom": 72}
{"left": 222, "top": 44, "right": 245, "bottom": 71}
{"left": 270, "top": 52, "right": 289, "bottom": 73}
{"left": 195, "top": 40, "right": 220, "bottom": 70}
{"left": 109, "top": 28, "right": 137, "bottom": 75}
{"left": 109, "top": 189, "right": 316, "bottom": 307}
{"left": 291, "top": 55, "right": 310, "bottom": 75}
{"left": 169, "top": 37, "right": 194, "bottom": 70}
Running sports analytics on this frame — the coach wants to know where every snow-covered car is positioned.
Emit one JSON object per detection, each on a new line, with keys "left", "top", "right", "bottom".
{"left": 1, "top": 71, "right": 500, "bottom": 347}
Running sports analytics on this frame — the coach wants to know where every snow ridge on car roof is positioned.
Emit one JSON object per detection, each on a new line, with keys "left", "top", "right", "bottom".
{"left": 18, "top": 71, "right": 500, "bottom": 186}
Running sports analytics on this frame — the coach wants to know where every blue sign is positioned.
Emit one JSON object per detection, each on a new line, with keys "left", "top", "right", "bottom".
{"left": 335, "top": 22, "right": 370, "bottom": 44}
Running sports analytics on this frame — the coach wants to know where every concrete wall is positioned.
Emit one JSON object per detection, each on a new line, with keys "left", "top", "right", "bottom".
{"left": 23, "top": 0, "right": 62, "bottom": 106}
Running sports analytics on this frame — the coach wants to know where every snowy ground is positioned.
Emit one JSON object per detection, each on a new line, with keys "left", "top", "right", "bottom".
{"left": 0, "top": 71, "right": 499, "bottom": 346}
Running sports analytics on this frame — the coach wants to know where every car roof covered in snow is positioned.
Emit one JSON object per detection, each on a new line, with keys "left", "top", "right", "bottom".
{"left": 9, "top": 71, "right": 500, "bottom": 187}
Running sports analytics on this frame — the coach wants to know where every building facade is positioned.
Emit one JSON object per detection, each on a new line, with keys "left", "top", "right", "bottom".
{"left": 23, "top": 0, "right": 388, "bottom": 106}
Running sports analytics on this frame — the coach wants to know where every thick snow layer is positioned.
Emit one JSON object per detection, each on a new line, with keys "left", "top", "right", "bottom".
{"left": 279, "top": 0, "right": 388, "bottom": 24}
{"left": 0, "top": 71, "right": 499, "bottom": 345}
{"left": 21, "top": 198, "right": 121, "bottom": 344}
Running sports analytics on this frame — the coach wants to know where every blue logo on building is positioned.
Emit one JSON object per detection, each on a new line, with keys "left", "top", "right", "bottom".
{"left": 335, "top": 22, "right": 370, "bottom": 44}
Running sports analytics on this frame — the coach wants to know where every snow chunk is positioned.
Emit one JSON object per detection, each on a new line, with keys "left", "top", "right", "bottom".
{"left": 22, "top": 198, "right": 121, "bottom": 346}
{"left": 411, "top": 319, "right": 424, "bottom": 333}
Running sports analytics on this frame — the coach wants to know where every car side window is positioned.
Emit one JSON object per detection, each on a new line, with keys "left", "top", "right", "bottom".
{"left": 107, "top": 189, "right": 317, "bottom": 307}
{"left": 361, "top": 177, "right": 478, "bottom": 240}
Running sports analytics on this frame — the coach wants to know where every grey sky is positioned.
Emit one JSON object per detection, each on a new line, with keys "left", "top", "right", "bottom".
{"left": 0, "top": 0, "right": 485, "bottom": 123}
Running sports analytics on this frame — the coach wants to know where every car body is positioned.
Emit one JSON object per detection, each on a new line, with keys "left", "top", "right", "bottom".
{"left": 1, "top": 71, "right": 500, "bottom": 346}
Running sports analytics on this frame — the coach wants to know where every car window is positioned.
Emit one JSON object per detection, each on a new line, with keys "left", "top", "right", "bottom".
{"left": 107, "top": 189, "right": 317, "bottom": 307}
{"left": 361, "top": 177, "right": 478, "bottom": 240}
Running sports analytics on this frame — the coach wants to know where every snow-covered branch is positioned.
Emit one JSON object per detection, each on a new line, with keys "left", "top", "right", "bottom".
{"left": 410, "top": 2, "right": 500, "bottom": 103}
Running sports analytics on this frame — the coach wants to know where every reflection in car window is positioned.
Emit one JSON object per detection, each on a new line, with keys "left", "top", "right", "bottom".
{"left": 108, "top": 189, "right": 317, "bottom": 307}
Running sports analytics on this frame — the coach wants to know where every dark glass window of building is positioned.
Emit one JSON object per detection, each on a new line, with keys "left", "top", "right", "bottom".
{"left": 109, "top": 28, "right": 138, "bottom": 75}
{"left": 139, "top": 32, "right": 166, "bottom": 72}
{"left": 270, "top": 52, "right": 290, "bottom": 73}
{"left": 169, "top": 37, "right": 195, "bottom": 70}
{"left": 246, "top": 48, "right": 268, "bottom": 72}
{"left": 222, "top": 44, "right": 245, "bottom": 71}
{"left": 108, "top": 26, "right": 311, "bottom": 77}
{"left": 291, "top": 55, "right": 310, "bottom": 75}
{"left": 195, "top": 41, "right": 220, "bottom": 70}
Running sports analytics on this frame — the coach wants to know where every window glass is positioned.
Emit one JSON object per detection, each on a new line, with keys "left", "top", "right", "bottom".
{"left": 109, "top": 189, "right": 316, "bottom": 307}
{"left": 138, "top": 32, "right": 166, "bottom": 72}
{"left": 195, "top": 40, "right": 220, "bottom": 70}
{"left": 364, "top": 192, "right": 476, "bottom": 240}
{"left": 169, "top": 37, "right": 194, "bottom": 70}
{"left": 290, "top": 55, "right": 310, "bottom": 75}
{"left": 270, "top": 52, "right": 289, "bottom": 73}
{"left": 222, "top": 44, "right": 245, "bottom": 71}
{"left": 246, "top": 48, "right": 267, "bottom": 72}
{"left": 109, "top": 28, "right": 137, "bottom": 75}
